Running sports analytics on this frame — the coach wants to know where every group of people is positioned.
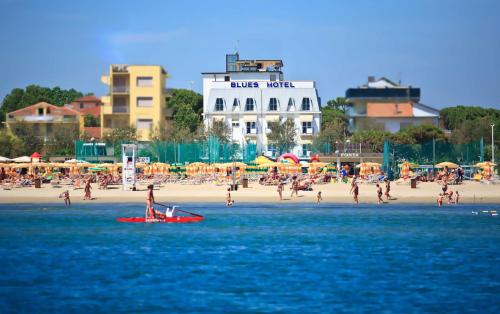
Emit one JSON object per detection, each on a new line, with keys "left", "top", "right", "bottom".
{"left": 348, "top": 177, "right": 391, "bottom": 205}
{"left": 437, "top": 183, "right": 460, "bottom": 207}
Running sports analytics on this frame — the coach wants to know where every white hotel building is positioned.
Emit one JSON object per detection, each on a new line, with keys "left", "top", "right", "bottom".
{"left": 202, "top": 54, "right": 321, "bottom": 158}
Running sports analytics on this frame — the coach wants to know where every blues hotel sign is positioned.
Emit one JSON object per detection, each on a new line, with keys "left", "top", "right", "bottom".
{"left": 230, "top": 81, "right": 296, "bottom": 88}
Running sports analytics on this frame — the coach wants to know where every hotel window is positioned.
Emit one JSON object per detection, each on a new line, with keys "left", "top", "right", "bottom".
{"left": 302, "top": 144, "right": 311, "bottom": 157}
{"left": 232, "top": 121, "right": 240, "bottom": 128}
{"left": 38, "top": 108, "right": 44, "bottom": 116}
{"left": 287, "top": 98, "right": 295, "bottom": 111}
{"left": 80, "top": 103, "right": 84, "bottom": 109}
{"left": 137, "top": 119, "right": 153, "bottom": 129}
{"left": 224, "top": 75, "right": 230, "bottom": 82}
{"left": 246, "top": 121, "right": 256, "bottom": 134}
{"left": 269, "top": 98, "right": 278, "bottom": 111}
{"left": 267, "top": 144, "right": 277, "bottom": 157}
{"left": 245, "top": 98, "right": 255, "bottom": 111}
{"left": 137, "top": 77, "right": 153, "bottom": 87}
{"left": 302, "top": 122, "right": 312, "bottom": 134}
{"left": 215, "top": 98, "right": 224, "bottom": 111}
{"left": 137, "top": 97, "right": 153, "bottom": 107}
{"left": 46, "top": 108, "right": 51, "bottom": 114}
{"left": 232, "top": 98, "right": 239, "bottom": 110}
{"left": 270, "top": 74, "right": 277, "bottom": 81}
{"left": 301, "top": 98, "right": 311, "bottom": 111}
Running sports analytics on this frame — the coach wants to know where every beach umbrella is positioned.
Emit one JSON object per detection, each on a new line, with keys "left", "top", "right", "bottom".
{"left": 0, "top": 156, "right": 12, "bottom": 162}
{"left": 398, "top": 162, "right": 419, "bottom": 169}
{"left": 254, "top": 155, "right": 273, "bottom": 165}
{"left": 475, "top": 161, "right": 496, "bottom": 168}
{"left": 12, "top": 156, "right": 31, "bottom": 163}
{"left": 435, "top": 162, "right": 459, "bottom": 169}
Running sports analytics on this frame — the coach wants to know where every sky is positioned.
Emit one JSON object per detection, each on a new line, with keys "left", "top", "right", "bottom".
{"left": 0, "top": 0, "right": 499, "bottom": 109}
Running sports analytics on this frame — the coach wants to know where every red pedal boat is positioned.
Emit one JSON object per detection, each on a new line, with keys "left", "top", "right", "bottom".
{"left": 117, "top": 204, "right": 204, "bottom": 224}
{"left": 117, "top": 216, "right": 204, "bottom": 223}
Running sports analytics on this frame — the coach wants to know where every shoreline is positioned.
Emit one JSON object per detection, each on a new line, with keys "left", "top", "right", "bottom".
{"left": 1, "top": 181, "right": 499, "bottom": 205}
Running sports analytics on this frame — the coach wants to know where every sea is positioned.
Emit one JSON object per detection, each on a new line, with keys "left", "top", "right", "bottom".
{"left": 0, "top": 203, "right": 499, "bottom": 313}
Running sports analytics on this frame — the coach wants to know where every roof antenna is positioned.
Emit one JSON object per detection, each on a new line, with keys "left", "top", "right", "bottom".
{"left": 398, "top": 72, "right": 402, "bottom": 85}
{"left": 234, "top": 40, "right": 239, "bottom": 54}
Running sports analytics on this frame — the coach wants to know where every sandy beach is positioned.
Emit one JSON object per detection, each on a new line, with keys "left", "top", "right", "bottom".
{"left": 1, "top": 180, "right": 499, "bottom": 205}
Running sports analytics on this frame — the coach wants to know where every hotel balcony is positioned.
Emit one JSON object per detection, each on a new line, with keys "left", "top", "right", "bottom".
{"left": 112, "top": 85, "right": 129, "bottom": 94}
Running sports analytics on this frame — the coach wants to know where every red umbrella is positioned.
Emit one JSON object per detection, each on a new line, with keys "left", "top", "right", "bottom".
{"left": 30, "top": 152, "right": 42, "bottom": 158}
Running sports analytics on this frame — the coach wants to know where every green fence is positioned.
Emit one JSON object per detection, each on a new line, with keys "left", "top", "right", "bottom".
{"left": 75, "top": 137, "right": 257, "bottom": 164}
{"left": 383, "top": 138, "right": 484, "bottom": 178}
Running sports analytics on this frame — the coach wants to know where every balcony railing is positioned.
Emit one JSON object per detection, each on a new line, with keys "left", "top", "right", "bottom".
{"left": 112, "top": 106, "right": 129, "bottom": 114}
{"left": 113, "top": 86, "right": 129, "bottom": 93}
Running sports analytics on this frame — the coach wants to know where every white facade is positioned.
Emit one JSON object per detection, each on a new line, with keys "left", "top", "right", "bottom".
{"left": 202, "top": 71, "right": 321, "bottom": 158}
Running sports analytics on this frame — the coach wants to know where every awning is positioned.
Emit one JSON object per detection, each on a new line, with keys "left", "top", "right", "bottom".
{"left": 299, "top": 115, "right": 314, "bottom": 122}
{"left": 242, "top": 115, "right": 257, "bottom": 122}
{"left": 265, "top": 115, "right": 280, "bottom": 122}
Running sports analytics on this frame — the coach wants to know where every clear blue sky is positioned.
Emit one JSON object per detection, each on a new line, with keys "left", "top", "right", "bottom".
{"left": 1, "top": 0, "right": 499, "bottom": 109}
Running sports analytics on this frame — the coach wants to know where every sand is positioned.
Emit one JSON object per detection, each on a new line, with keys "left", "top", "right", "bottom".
{"left": 0, "top": 180, "right": 499, "bottom": 205}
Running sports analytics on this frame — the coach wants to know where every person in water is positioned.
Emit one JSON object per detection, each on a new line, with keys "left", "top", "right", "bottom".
{"left": 376, "top": 184, "right": 383, "bottom": 204}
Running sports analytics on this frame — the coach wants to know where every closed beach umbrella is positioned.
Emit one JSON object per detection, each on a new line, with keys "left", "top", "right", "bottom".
{"left": 401, "top": 162, "right": 410, "bottom": 178}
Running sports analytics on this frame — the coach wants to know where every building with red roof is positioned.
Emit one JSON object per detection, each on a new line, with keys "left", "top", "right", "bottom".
{"left": 65, "top": 95, "right": 102, "bottom": 118}
{"left": 5, "top": 102, "right": 84, "bottom": 141}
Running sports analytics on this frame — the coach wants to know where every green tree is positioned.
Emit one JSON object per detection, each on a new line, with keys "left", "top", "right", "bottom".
{"left": 350, "top": 130, "right": 392, "bottom": 153}
{"left": 173, "top": 103, "right": 201, "bottom": 134}
{"left": 0, "top": 129, "right": 24, "bottom": 158}
{"left": 45, "top": 124, "right": 80, "bottom": 156}
{"left": 326, "top": 97, "right": 352, "bottom": 113}
{"left": 9, "top": 122, "right": 44, "bottom": 155}
{"left": 166, "top": 88, "right": 203, "bottom": 116}
{"left": 83, "top": 114, "right": 100, "bottom": 127}
{"left": 207, "top": 120, "right": 231, "bottom": 143}
{"left": 394, "top": 124, "right": 447, "bottom": 144}
{"left": 267, "top": 118, "right": 297, "bottom": 154}
{"left": 441, "top": 106, "right": 500, "bottom": 130}
{"left": 103, "top": 126, "right": 138, "bottom": 144}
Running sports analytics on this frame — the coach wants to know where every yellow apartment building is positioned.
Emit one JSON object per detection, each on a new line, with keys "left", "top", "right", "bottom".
{"left": 100, "top": 64, "right": 168, "bottom": 141}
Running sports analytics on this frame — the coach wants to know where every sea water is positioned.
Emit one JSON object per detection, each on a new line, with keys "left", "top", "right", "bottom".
{"left": 0, "top": 203, "right": 499, "bottom": 313}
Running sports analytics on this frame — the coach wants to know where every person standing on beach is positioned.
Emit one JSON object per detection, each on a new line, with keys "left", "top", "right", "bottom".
{"left": 376, "top": 184, "right": 383, "bottom": 204}
{"left": 351, "top": 182, "right": 359, "bottom": 204}
{"left": 63, "top": 190, "right": 71, "bottom": 206}
{"left": 226, "top": 188, "right": 233, "bottom": 207}
{"left": 291, "top": 178, "right": 299, "bottom": 198}
{"left": 437, "top": 193, "right": 443, "bottom": 207}
{"left": 384, "top": 179, "right": 391, "bottom": 201}
{"left": 455, "top": 191, "right": 460, "bottom": 204}
{"left": 83, "top": 179, "right": 92, "bottom": 200}
{"left": 277, "top": 181, "right": 284, "bottom": 200}
{"left": 316, "top": 191, "right": 322, "bottom": 204}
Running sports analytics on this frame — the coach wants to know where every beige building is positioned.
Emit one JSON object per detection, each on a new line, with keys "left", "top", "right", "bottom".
{"left": 5, "top": 102, "right": 83, "bottom": 141}
{"left": 100, "top": 64, "right": 168, "bottom": 141}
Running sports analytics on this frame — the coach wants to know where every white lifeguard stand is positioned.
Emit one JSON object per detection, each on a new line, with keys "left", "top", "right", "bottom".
{"left": 122, "top": 144, "right": 137, "bottom": 190}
